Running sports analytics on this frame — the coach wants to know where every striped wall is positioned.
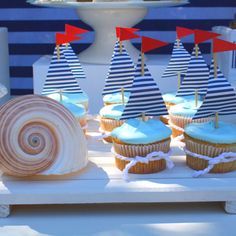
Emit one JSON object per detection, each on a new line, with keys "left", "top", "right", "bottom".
{"left": 0, "top": 0, "right": 235, "bottom": 95}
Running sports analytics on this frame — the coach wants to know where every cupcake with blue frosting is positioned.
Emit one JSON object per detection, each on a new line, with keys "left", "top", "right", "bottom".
{"left": 103, "top": 92, "right": 130, "bottom": 106}
{"left": 184, "top": 121, "right": 236, "bottom": 173}
{"left": 63, "top": 92, "right": 89, "bottom": 111}
{"left": 111, "top": 118, "right": 172, "bottom": 174}
{"left": 99, "top": 104, "right": 126, "bottom": 142}
{"left": 169, "top": 100, "right": 212, "bottom": 137}
{"left": 62, "top": 102, "right": 87, "bottom": 133}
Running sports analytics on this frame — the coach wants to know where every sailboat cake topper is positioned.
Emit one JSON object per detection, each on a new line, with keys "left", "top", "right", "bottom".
{"left": 176, "top": 29, "right": 220, "bottom": 102}
{"left": 102, "top": 27, "right": 139, "bottom": 106}
{"left": 42, "top": 32, "right": 82, "bottom": 95}
{"left": 99, "top": 28, "right": 139, "bottom": 143}
{"left": 162, "top": 27, "right": 193, "bottom": 87}
{"left": 168, "top": 29, "right": 220, "bottom": 138}
{"left": 42, "top": 26, "right": 90, "bottom": 110}
{"left": 110, "top": 36, "right": 174, "bottom": 180}
{"left": 184, "top": 38, "right": 236, "bottom": 177}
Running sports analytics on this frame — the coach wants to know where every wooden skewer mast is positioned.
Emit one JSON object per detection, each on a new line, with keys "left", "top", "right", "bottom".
{"left": 121, "top": 87, "right": 125, "bottom": 105}
{"left": 141, "top": 52, "right": 145, "bottom": 76}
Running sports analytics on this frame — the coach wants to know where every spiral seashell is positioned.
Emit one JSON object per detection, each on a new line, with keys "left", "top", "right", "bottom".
{"left": 0, "top": 95, "right": 88, "bottom": 177}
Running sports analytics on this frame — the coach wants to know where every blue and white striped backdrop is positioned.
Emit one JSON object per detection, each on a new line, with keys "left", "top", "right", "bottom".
{"left": 0, "top": 1, "right": 235, "bottom": 95}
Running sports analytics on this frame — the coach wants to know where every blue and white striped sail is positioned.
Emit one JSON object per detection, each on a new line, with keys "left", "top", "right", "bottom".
{"left": 162, "top": 39, "right": 191, "bottom": 78}
{"left": 120, "top": 54, "right": 168, "bottom": 120}
{"left": 193, "top": 59, "right": 236, "bottom": 119}
{"left": 42, "top": 46, "right": 83, "bottom": 95}
{"left": 176, "top": 46, "right": 209, "bottom": 97}
{"left": 102, "top": 41, "right": 135, "bottom": 96}
{"left": 60, "top": 44, "right": 86, "bottom": 80}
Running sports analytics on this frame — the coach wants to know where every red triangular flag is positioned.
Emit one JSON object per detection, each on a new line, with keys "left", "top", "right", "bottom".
{"left": 213, "top": 38, "right": 236, "bottom": 53}
{"left": 194, "top": 29, "right": 220, "bottom": 44}
{"left": 176, "top": 27, "right": 194, "bottom": 39}
{"left": 141, "top": 36, "right": 168, "bottom": 53}
{"left": 116, "top": 27, "right": 139, "bottom": 39}
{"left": 119, "top": 28, "right": 140, "bottom": 42}
{"left": 65, "top": 24, "right": 89, "bottom": 35}
{"left": 56, "top": 33, "right": 81, "bottom": 45}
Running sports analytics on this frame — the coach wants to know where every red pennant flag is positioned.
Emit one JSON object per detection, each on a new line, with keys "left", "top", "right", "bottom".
{"left": 141, "top": 36, "right": 168, "bottom": 53}
{"left": 176, "top": 27, "right": 194, "bottom": 39}
{"left": 116, "top": 27, "right": 139, "bottom": 39}
{"left": 65, "top": 24, "right": 89, "bottom": 35}
{"left": 56, "top": 33, "right": 81, "bottom": 45}
{"left": 119, "top": 28, "right": 140, "bottom": 42}
{"left": 213, "top": 38, "right": 236, "bottom": 53}
{"left": 194, "top": 29, "right": 220, "bottom": 45}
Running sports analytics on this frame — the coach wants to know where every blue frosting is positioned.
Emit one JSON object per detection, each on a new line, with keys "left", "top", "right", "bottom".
{"left": 103, "top": 92, "right": 130, "bottom": 104}
{"left": 99, "top": 104, "right": 125, "bottom": 120}
{"left": 63, "top": 92, "right": 89, "bottom": 103}
{"left": 163, "top": 93, "right": 202, "bottom": 105}
{"left": 185, "top": 121, "right": 236, "bottom": 144}
{"left": 46, "top": 93, "right": 70, "bottom": 103}
{"left": 61, "top": 102, "right": 86, "bottom": 118}
{"left": 111, "top": 118, "right": 172, "bottom": 144}
{"left": 163, "top": 92, "right": 185, "bottom": 104}
{"left": 170, "top": 100, "right": 203, "bottom": 117}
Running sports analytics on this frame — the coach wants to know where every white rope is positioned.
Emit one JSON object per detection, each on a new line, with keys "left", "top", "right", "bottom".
{"left": 98, "top": 127, "right": 111, "bottom": 139}
{"left": 111, "top": 147, "right": 174, "bottom": 181}
{"left": 184, "top": 147, "right": 236, "bottom": 177}
{"left": 81, "top": 123, "right": 88, "bottom": 130}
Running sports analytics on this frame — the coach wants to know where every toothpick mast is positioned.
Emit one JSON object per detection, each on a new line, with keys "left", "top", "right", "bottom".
{"left": 215, "top": 112, "right": 219, "bottom": 128}
{"left": 141, "top": 52, "right": 145, "bottom": 76}
{"left": 195, "top": 89, "right": 198, "bottom": 107}
{"left": 177, "top": 72, "right": 181, "bottom": 89}
{"left": 57, "top": 45, "right": 60, "bottom": 60}
{"left": 213, "top": 53, "right": 218, "bottom": 78}
{"left": 141, "top": 112, "right": 146, "bottom": 121}
{"left": 59, "top": 89, "right": 63, "bottom": 103}
{"left": 195, "top": 44, "right": 199, "bottom": 57}
{"left": 177, "top": 38, "right": 180, "bottom": 48}
{"left": 121, "top": 87, "right": 125, "bottom": 105}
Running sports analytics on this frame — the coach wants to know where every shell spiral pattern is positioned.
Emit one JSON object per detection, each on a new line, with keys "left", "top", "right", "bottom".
{"left": 0, "top": 95, "right": 88, "bottom": 177}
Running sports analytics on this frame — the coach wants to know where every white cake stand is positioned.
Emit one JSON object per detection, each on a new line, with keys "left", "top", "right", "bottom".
{"left": 29, "top": 0, "right": 189, "bottom": 64}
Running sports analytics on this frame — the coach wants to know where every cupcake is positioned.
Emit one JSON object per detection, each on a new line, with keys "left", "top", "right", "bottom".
{"left": 111, "top": 118, "right": 172, "bottom": 174}
{"left": 169, "top": 100, "right": 212, "bottom": 138}
{"left": 63, "top": 92, "right": 89, "bottom": 111}
{"left": 99, "top": 104, "right": 125, "bottom": 143}
{"left": 160, "top": 92, "right": 185, "bottom": 124}
{"left": 103, "top": 92, "right": 130, "bottom": 106}
{"left": 62, "top": 102, "right": 87, "bottom": 133}
{"left": 184, "top": 121, "right": 236, "bottom": 173}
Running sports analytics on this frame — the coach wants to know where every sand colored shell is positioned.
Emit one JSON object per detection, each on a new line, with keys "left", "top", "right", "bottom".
{"left": 0, "top": 95, "right": 88, "bottom": 177}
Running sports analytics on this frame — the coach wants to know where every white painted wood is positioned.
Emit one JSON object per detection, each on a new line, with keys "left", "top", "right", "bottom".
{"left": 225, "top": 201, "right": 236, "bottom": 214}
{"left": 0, "top": 205, "right": 10, "bottom": 218}
{"left": 0, "top": 120, "right": 236, "bottom": 213}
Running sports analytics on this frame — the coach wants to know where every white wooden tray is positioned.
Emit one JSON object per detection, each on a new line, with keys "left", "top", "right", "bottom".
{"left": 0, "top": 119, "right": 236, "bottom": 217}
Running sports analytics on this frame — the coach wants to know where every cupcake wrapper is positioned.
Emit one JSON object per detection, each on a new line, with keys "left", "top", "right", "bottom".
{"left": 184, "top": 134, "right": 236, "bottom": 173}
{"left": 113, "top": 138, "right": 171, "bottom": 174}
{"left": 100, "top": 118, "right": 124, "bottom": 132}
{"left": 170, "top": 114, "right": 212, "bottom": 129}
{"left": 160, "top": 115, "right": 169, "bottom": 125}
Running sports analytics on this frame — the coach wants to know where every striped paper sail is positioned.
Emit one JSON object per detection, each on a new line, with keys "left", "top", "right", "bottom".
{"left": 176, "top": 46, "right": 209, "bottom": 97}
{"left": 120, "top": 54, "right": 168, "bottom": 120}
{"left": 60, "top": 44, "right": 86, "bottom": 80}
{"left": 193, "top": 59, "right": 236, "bottom": 119}
{"left": 102, "top": 41, "right": 135, "bottom": 96}
{"left": 162, "top": 39, "right": 191, "bottom": 78}
{"left": 42, "top": 46, "right": 83, "bottom": 95}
